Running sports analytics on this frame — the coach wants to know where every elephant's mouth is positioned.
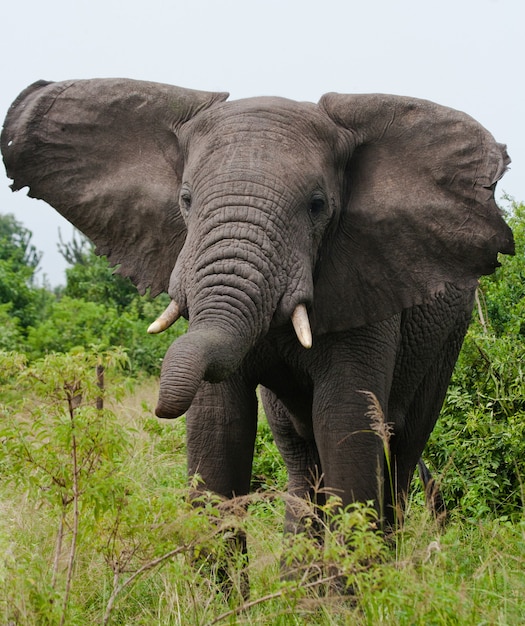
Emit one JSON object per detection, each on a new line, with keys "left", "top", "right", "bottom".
{"left": 148, "top": 298, "right": 313, "bottom": 349}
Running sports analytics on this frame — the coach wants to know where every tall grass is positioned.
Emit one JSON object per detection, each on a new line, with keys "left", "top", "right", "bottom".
{"left": 1, "top": 351, "right": 524, "bottom": 624}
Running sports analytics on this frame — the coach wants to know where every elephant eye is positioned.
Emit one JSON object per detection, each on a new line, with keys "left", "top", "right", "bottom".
{"left": 180, "top": 189, "right": 192, "bottom": 215}
{"left": 309, "top": 194, "right": 326, "bottom": 218}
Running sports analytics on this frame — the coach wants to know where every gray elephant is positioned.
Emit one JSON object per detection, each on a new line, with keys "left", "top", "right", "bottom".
{"left": 2, "top": 80, "right": 513, "bottom": 539}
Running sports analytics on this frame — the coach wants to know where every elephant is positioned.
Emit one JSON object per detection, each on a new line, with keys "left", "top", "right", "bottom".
{"left": 2, "top": 79, "right": 513, "bottom": 553}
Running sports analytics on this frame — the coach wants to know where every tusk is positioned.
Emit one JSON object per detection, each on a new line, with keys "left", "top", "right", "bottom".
{"left": 291, "top": 304, "right": 312, "bottom": 349}
{"left": 147, "top": 300, "right": 181, "bottom": 334}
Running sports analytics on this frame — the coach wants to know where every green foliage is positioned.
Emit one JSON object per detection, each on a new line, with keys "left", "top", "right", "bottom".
{"left": 0, "top": 213, "right": 41, "bottom": 271}
{"left": 0, "top": 213, "right": 49, "bottom": 329}
{"left": 25, "top": 296, "right": 120, "bottom": 354}
{"left": 59, "top": 233, "right": 143, "bottom": 313}
{"left": 426, "top": 200, "right": 525, "bottom": 518}
{"left": 48, "top": 233, "right": 179, "bottom": 373}
{"left": 1, "top": 361, "right": 524, "bottom": 624}
{"left": 252, "top": 411, "right": 288, "bottom": 491}
{"left": 1, "top": 349, "right": 130, "bottom": 497}
{"left": 0, "top": 259, "right": 36, "bottom": 325}
{"left": 52, "top": 233, "right": 187, "bottom": 374}
{"left": 357, "top": 514, "right": 525, "bottom": 625}
{"left": 0, "top": 222, "right": 186, "bottom": 374}
{"left": 481, "top": 199, "right": 525, "bottom": 336}
{"left": 0, "top": 351, "right": 224, "bottom": 624}
{"left": 26, "top": 294, "right": 186, "bottom": 375}
{"left": 0, "top": 302, "right": 24, "bottom": 350}
{"left": 0, "top": 349, "right": 130, "bottom": 624}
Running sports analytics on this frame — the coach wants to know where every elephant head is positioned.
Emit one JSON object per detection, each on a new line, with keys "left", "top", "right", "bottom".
{"left": 1, "top": 79, "right": 514, "bottom": 419}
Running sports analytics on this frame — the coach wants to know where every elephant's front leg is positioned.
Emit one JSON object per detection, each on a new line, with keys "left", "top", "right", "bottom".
{"left": 185, "top": 374, "right": 258, "bottom": 599}
{"left": 311, "top": 317, "right": 401, "bottom": 525}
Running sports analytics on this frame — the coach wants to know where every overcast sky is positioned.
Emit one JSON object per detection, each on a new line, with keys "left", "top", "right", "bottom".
{"left": 1, "top": 0, "right": 523, "bottom": 286}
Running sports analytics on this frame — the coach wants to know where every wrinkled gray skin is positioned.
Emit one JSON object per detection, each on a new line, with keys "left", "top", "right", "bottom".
{"left": 2, "top": 80, "right": 514, "bottom": 536}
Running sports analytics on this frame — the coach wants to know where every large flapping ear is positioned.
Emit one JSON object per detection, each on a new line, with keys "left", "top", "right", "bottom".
{"left": 1, "top": 79, "right": 228, "bottom": 295}
{"left": 313, "top": 93, "right": 514, "bottom": 332}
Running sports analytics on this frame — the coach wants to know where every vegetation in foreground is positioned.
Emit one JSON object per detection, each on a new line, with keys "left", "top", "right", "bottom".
{"left": 0, "top": 351, "right": 524, "bottom": 625}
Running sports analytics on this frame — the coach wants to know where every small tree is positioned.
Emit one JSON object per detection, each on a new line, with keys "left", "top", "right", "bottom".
{"left": 0, "top": 213, "right": 49, "bottom": 330}
{"left": 0, "top": 348, "right": 130, "bottom": 624}
{"left": 59, "top": 231, "right": 143, "bottom": 313}
{"left": 0, "top": 213, "right": 41, "bottom": 273}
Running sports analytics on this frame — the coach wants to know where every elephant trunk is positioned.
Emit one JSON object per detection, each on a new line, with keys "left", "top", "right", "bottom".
{"left": 155, "top": 280, "right": 269, "bottom": 418}
{"left": 153, "top": 191, "right": 314, "bottom": 418}
{"left": 155, "top": 240, "right": 280, "bottom": 418}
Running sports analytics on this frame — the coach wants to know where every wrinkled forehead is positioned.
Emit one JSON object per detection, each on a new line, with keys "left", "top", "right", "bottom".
{"left": 179, "top": 96, "right": 336, "bottom": 152}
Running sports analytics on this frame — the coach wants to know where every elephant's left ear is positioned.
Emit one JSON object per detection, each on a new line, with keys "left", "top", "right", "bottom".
{"left": 313, "top": 93, "right": 514, "bottom": 332}
{"left": 1, "top": 79, "right": 229, "bottom": 296}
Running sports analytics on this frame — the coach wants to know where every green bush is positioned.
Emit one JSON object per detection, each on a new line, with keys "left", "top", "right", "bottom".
{"left": 18, "top": 232, "right": 188, "bottom": 374}
{"left": 61, "top": 240, "right": 143, "bottom": 313}
{"left": 0, "top": 302, "right": 24, "bottom": 350}
{"left": 0, "top": 350, "right": 226, "bottom": 625}
{"left": 252, "top": 413, "right": 288, "bottom": 491}
{"left": 426, "top": 201, "right": 525, "bottom": 518}
{"left": 24, "top": 295, "right": 186, "bottom": 375}
{"left": 0, "top": 213, "right": 50, "bottom": 330}
{"left": 2, "top": 353, "right": 524, "bottom": 624}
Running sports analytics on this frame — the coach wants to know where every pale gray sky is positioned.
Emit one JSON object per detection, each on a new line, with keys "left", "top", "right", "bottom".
{"left": 1, "top": 0, "right": 523, "bottom": 286}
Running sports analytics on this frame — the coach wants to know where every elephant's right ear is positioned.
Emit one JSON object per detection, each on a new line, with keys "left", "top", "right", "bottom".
{"left": 314, "top": 93, "right": 514, "bottom": 332}
{"left": 1, "top": 79, "right": 229, "bottom": 296}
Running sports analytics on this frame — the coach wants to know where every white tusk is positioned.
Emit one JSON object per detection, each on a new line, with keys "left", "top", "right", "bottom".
{"left": 147, "top": 300, "right": 181, "bottom": 334}
{"left": 291, "top": 304, "right": 312, "bottom": 349}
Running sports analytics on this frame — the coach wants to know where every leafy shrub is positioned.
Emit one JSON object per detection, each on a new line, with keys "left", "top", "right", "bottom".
{"left": 251, "top": 414, "right": 288, "bottom": 491}
{"left": 19, "top": 232, "right": 188, "bottom": 374}
{"left": 0, "top": 302, "right": 24, "bottom": 350}
{"left": 60, "top": 238, "right": 145, "bottom": 313}
{"left": 1, "top": 350, "right": 525, "bottom": 624}
{"left": 426, "top": 201, "right": 525, "bottom": 518}
{"left": 0, "top": 213, "right": 50, "bottom": 329}
{"left": 0, "top": 350, "right": 230, "bottom": 624}
{"left": 23, "top": 293, "right": 186, "bottom": 375}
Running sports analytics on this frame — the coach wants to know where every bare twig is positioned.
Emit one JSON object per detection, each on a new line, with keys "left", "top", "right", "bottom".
{"left": 51, "top": 513, "right": 65, "bottom": 590}
{"left": 59, "top": 400, "right": 80, "bottom": 626}
{"left": 475, "top": 288, "right": 488, "bottom": 334}
{"left": 102, "top": 528, "right": 226, "bottom": 626}
{"left": 206, "top": 574, "right": 340, "bottom": 625}
{"left": 96, "top": 364, "right": 104, "bottom": 410}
